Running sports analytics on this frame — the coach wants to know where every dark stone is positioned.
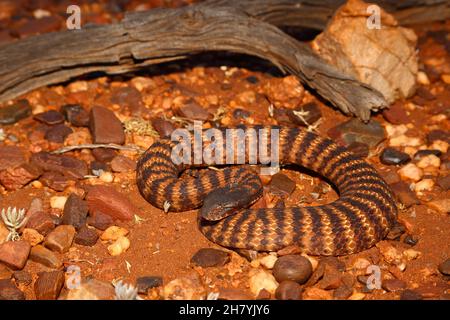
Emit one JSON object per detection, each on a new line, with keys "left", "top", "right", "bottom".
{"left": 175, "top": 101, "right": 211, "bottom": 121}
{"left": 438, "top": 258, "right": 450, "bottom": 276}
{"left": 151, "top": 118, "right": 175, "bottom": 138}
{"left": 60, "top": 104, "right": 89, "bottom": 127}
{"left": 245, "top": 76, "right": 259, "bottom": 84}
{"left": 0, "top": 279, "right": 25, "bottom": 300}
{"left": 62, "top": 194, "right": 88, "bottom": 230}
{"left": 272, "top": 255, "right": 313, "bottom": 284}
{"left": 31, "top": 152, "right": 88, "bottom": 179}
{"left": 40, "top": 171, "right": 71, "bottom": 192}
{"left": 269, "top": 173, "right": 296, "bottom": 197}
{"left": 136, "top": 276, "right": 163, "bottom": 294}
{"left": 380, "top": 147, "right": 411, "bottom": 165}
{"left": 333, "top": 284, "right": 353, "bottom": 300}
{"left": 87, "top": 210, "right": 114, "bottom": 231}
{"left": 414, "top": 149, "right": 442, "bottom": 160}
{"left": 327, "top": 118, "right": 385, "bottom": 148}
{"left": 34, "top": 110, "right": 65, "bottom": 125}
{"left": 89, "top": 106, "right": 125, "bottom": 145}
{"left": 427, "top": 130, "right": 450, "bottom": 144}
{"left": 0, "top": 146, "right": 26, "bottom": 171}
{"left": 382, "top": 279, "right": 407, "bottom": 292}
{"left": 191, "top": 248, "right": 230, "bottom": 268}
{"left": 74, "top": 226, "right": 99, "bottom": 247}
{"left": 44, "top": 124, "right": 73, "bottom": 143}
{"left": 382, "top": 102, "right": 410, "bottom": 124}
{"left": 92, "top": 148, "right": 117, "bottom": 163}
{"left": 86, "top": 185, "right": 137, "bottom": 221}
{"left": 26, "top": 211, "right": 55, "bottom": 236}
{"left": 288, "top": 102, "right": 322, "bottom": 127}
{"left": 110, "top": 155, "right": 136, "bottom": 173}
{"left": 0, "top": 99, "right": 32, "bottom": 124}
{"left": 34, "top": 271, "right": 65, "bottom": 300}
{"left": 400, "top": 289, "right": 423, "bottom": 300}
{"left": 13, "top": 270, "right": 32, "bottom": 285}
{"left": 403, "top": 234, "right": 419, "bottom": 246}
{"left": 275, "top": 280, "right": 302, "bottom": 300}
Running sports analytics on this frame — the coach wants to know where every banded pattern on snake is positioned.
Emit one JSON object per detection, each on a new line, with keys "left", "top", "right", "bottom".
{"left": 136, "top": 126, "right": 397, "bottom": 256}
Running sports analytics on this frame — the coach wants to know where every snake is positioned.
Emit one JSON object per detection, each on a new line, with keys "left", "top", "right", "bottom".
{"left": 136, "top": 126, "right": 397, "bottom": 256}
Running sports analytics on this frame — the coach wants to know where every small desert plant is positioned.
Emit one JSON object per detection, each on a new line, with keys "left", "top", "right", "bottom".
{"left": 1, "top": 207, "right": 27, "bottom": 241}
{"left": 114, "top": 280, "right": 142, "bottom": 300}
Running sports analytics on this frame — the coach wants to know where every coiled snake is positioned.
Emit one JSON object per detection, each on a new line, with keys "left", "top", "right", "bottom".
{"left": 136, "top": 126, "right": 397, "bottom": 256}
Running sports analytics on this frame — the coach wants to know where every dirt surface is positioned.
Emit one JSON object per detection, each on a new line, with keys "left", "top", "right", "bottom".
{"left": 0, "top": 0, "right": 449, "bottom": 300}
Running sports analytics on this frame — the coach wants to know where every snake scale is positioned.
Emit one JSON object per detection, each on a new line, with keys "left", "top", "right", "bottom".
{"left": 136, "top": 126, "right": 397, "bottom": 256}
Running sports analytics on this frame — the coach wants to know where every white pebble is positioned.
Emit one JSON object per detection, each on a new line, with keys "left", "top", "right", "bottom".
{"left": 398, "top": 163, "right": 423, "bottom": 182}
{"left": 101, "top": 226, "right": 129, "bottom": 242}
{"left": 389, "top": 135, "right": 422, "bottom": 147}
{"left": 417, "top": 155, "right": 441, "bottom": 168}
{"left": 50, "top": 196, "right": 67, "bottom": 210}
{"left": 430, "top": 140, "right": 448, "bottom": 153}
{"left": 99, "top": 171, "right": 114, "bottom": 183}
{"left": 416, "top": 71, "right": 430, "bottom": 85}
{"left": 385, "top": 124, "right": 408, "bottom": 138}
{"left": 414, "top": 179, "right": 435, "bottom": 192}
{"left": 107, "top": 236, "right": 130, "bottom": 256}
{"left": 249, "top": 269, "right": 278, "bottom": 296}
{"left": 259, "top": 254, "right": 278, "bottom": 269}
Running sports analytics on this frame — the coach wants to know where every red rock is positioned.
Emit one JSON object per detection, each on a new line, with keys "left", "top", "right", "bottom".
{"left": 111, "top": 155, "right": 136, "bottom": 173}
{"left": 44, "top": 124, "right": 73, "bottom": 143}
{"left": 151, "top": 118, "right": 175, "bottom": 138}
{"left": 382, "top": 102, "right": 410, "bottom": 124}
{"left": 86, "top": 185, "right": 138, "bottom": 221}
{"left": 89, "top": 106, "right": 125, "bottom": 144}
{"left": 62, "top": 194, "right": 88, "bottom": 230}
{"left": 382, "top": 279, "right": 407, "bottom": 292}
{"left": 87, "top": 210, "right": 114, "bottom": 230}
{"left": 0, "top": 264, "right": 12, "bottom": 280}
{"left": 0, "top": 241, "right": 31, "bottom": 270}
{"left": 190, "top": 248, "right": 230, "bottom": 267}
{"left": 92, "top": 148, "right": 117, "bottom": 163}
{"left": 31, "top": 152, "right": 88, "bottom": 179}
{"left": 29, "top": 245, "right": 62, "bottom": 269}
{"left": 26, "top": 212, "right": 55, "bottom": 235}
{"left": 44, "top": 225, "right": 76, "bottom": 253}
{"left": 0, "top": 163, "right": 42, "bottom": 190}
{"left": 110, "top": 86, "right": 143, "bottom": 115}
{"left": 0, "top": 100, "right": 31, "bottom": 125}
{"left": 269, "top": 173, "right": 296, "bottom": 196}
{"left": 34, "top": 271, "right": 65, "bottom": 300}
{"left": 317, "top": 263, "right": 343, "bottom": 290}
{"left": 0, "top": 146, "right": 26, "bottom": 171}
{"left": 40, "top": 171, "right": 72, "bottom": 191}
{"left": 13, "top": 270, "right": 32, "bottom": 286}
{"left": 74, "top": 226, "right": 99, "bottom": 246}
{"left": 175, "top": 101, "right": 211, "bottom": 121}
{"left": 33, "top": 110, "right": 64, "bottom": 125}
{"left": 389, "top": 181, "right": 420, "bottom": 208}
{"left": 0, "top": 279, "right": 25, "bottom": 300}
{"left": 275, "top": 280, "right": 303, "bottom": 300}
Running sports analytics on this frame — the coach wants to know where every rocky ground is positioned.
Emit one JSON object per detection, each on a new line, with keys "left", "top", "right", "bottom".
{"left": 0, "top": 0, "right": 449, "bottom": 300}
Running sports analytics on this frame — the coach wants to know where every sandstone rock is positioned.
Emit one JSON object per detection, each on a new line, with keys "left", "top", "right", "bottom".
{"left": 0, "top": 279, "right": 25, "bottom": 300}
{"left": 63, "top": 278, "right": 115, "bottom": 300}
{"left": 31, "top": 152, "right": 88, "bottom": 179}
{"left": 29, "top": 245, "right": 62, "bottom": 269}
{"left": 22, "top": 228, "right": 44, "bottom": 246}
{"left": 191, "top": 248, "right": 230, "bottom": 268}
{"left": 44, "top": 225, "right": 76, "bottom": 253}
{"left": 302, "top": 287, "right": 332, "bottom": 300}
{"left": 89, "top": 106, "right": 125, "bottom": 144}
{"left": 0, "top": 241, "right": 30, "bottom": 270}
{"left": 34, "top": 270, "right": 65, "bottom": 300}
{"left": 13, "top": 270, "right": 32, "bottom": 286}
{"left": 111, "top": 155, "right": 136, "bottom": 173}
{"left": 74, "top": 226, "right": 99, "bottom": 247}
{"left": 0, "top": 163, "right": 42, "bottom": 190}
{"left": 0, "top": 146, "right": 26, "bottom": 171}
{"left": 62, "top": 194, "right": 88, "bottom": 230}
{"left": 249, "top": 268, "right": 278, "bottom": 296}
{"left": 26, "top": 212, "right": 55, "bottom": 236}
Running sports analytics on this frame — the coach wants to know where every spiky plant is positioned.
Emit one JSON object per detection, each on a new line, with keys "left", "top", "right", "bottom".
{"left": 1, "top": 207, "right": 27, "bottom": 241}
{"left": 114, "top": 280, "right": 142, "bottom": 300}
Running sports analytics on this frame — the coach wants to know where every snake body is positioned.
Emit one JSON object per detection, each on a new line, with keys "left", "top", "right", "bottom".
{"left": 136, "top": 126, "right": 397, "bottom": 256}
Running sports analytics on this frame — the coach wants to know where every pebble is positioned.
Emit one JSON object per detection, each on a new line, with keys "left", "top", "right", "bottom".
{"left": 31, "top": 152, "right": 88, "bottom": 179}
{"left": 380, "top": 147, "right": 411, "bottom": 165}
{"left": 13, "top": 270, "right": 32, "bottom": 286}
{"left": 86, "top": 185, "right": 138, "bottom": 221}
{"left": 437, "top": 175, "right": 450, "bottom": 190}
{"left": 100, "top": 226, "right": 129, "bottom": 242}
{"left": 403, "top": 249, "right": 421, "bottom": 260}
{"left": 44, "top": 225, "right": 76, "bottom": 253}
{"left": 334, "top": 284, "right": 354, "bottom": 300}
{"left": 416, "top": 71, "right": 430, "bottom": 85}
{"left": 92, "top": 148, "right": 117, "bottom": 163}
{"left": 416, "top": 154, "right": 441, "bottom": 168}
{"left": 136, "top": 276, "right": 163, "bottom": 294}
{"left": 317, "top": 263, "right": 343, "bottom": 290}
{"left": 427, "top": 130, "right": 450, "bottom": 144}
{"left": 50, "top": 196, "right": 67, "bottom": 210}
{"left": 382, "top": 279, "right": 407, "bottom": 292}
{"left": 29, "top": 245, "right": 62, "bottom": 269}
{"left": 272, "top": 255, "right": 313, "bottom": 284}
{"left": 22, "top": 228, "right": 44, "bottom": 246}
{"left": 327, "top": 118, "right": 385, "bottom": 148}
{"left": 107, "top": 236, "right": 130, "bottom": 256}
{"left": 74, "top": 226, "right": 99, "bottom": 247}
{"left": 430, "top": 140, "right": 448, "bottom": 153}
{"left": 348, "top": 292, "right": 366, "bottom": 300}
{"left": 389, "top": 181, "right": 420, "bottom": 207}
{"left": 256, "top": 288, "right": 271, "bottom": 300}
{"left": 190, "top": 248, "right": 230, "bottom": 268}
{"left": 302, "top": 287, "right": 332, "bottom": 300}
{"left": 34, "top": 271, "right": 65, "bottom": 300}
{"left": 426, "top": 199, "right": 450, "bottom": 214}
{"left": 110, "top": 86, "right": 143, "bottom": 115}
{"left": 259, "top": 254, "right": 278, "bottom": 269}
{"left": 414, "top": 149, "right": 442, "bottom": 160}
{"left": 0, "top": 241, "right": 31, "bottom": 270}
{"left": 414, "top": 179, "right": 435, "bottom": 192}
{"left": 0, "top": 146, "right": 26, "bottom": 171}
{"left": 45, "top": 124, "right": 73, "bottom": 143}
{"left": 62, "top": 193, "right": 88, "bottom": 230}
{"left": 89, "top": 106, "right": 125, "bottom": 144}
{"left": 389, "top": 135, "right": 422, "bottom": 147}
{"left": 275, "top": 280, "right": 302, "bottom": 300}
{"left": 175, "top": 101, "right": 212, "bottom": 121}
{"left": 111, "top": 155, "right": 136, "bottom": 173}
{"left": 400, "top": 289, "right": 423, "bottom": 300}
{"left": 163, "top": 272, "right": 206, "bottom": 300}
{"left": 99, "top": 171, "right": 114, "bottom": 183}
{"left": 398, "top": 163, "right": 423, "bottom": 182}
{"left": 60, "top": 104, "right": 89, "bottom": 127}
{"left": 34, "top": 110, "right": 64, "bottom": 125}
{"left": 288, "top": 102, "right": 322, "bottom": 126}
{"left": 249, "top": 268, "right": 279, "bottom": 296}
{"left": 438, "top": 258, "right": 450, "bottom": 276}
{"left": 0, "top": 99, "right": 32, "bottom": 125}
{"left": 218, "top": 288, "right": 253, "bottom": 300}
{"left": 403, "top": 234, "right": 419, "bottom": 246}
{"left": 87, "top": 210, "right": 114, "bottom": 230}
{"left": 40, "top": 171, "right": 71, "bottom": 192}
{"left": 0, "top": 163, "right": 42, "bottom": 190}
{"left": 269, "top": 173, "right": 296, "bottom": 196}
{"left": 151, "top": 118, "right": 175, "bottom": 138}
{"left": 62, "top": 278, "right": 115, "bottom": 300}
{"left": 382, "top": 102, "right": 410, "bottom": 124}
{"left": 26, "top": 211, "right": 55, "bottom": 236}
{"left": 0, "top": 279, "right": 25, "bottom": 300}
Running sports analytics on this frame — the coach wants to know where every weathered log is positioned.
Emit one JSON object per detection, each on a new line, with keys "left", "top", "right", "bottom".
{"left": 0, "top": 4, "right": 387, "bottom": 120}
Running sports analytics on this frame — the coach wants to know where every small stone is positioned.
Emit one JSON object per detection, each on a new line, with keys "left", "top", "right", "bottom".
{"left": 87, "top": 210, "right": 114, "bottom": 230}
{"left": 389, "top": 135, "right": 422, "bottom": 147}
{"left": 62, "top": 194, "right": 88, "bottom": 230}
{"left": 288, "top": 102, "right": 322, "bottom": 126}
{"left": 437, "top": 175, "right": 450, "bottom": 191}
{"left": 40, "top": 171, "right": 71, "bottom": 192}
{"left": 26, "top": 212, "right": 55, "bottom": 236}
{"left": 438, "top": 258, "right": 450, "bottom": 276}
{"left": 400, "top": 289, "right": 423, "bottom": 300}
{"left": 327, "top": 118, "right": 385, "bottom": 148}
{"left": 74, "top": 226, "right": 99, "bottom": 247}
{"left": 0, "top": 100, "right": 32, "bottom": 125}
{"left": 259, "top": 254, "right": 278, "bottom": 269}
{"left": 89, "top": 106, "right": 125, "bottom": 144}
{"left": 13, "top": 270, "right": 32, "bottom": 286}
{"left": 50, "top": 196, "right": 67, "bottom": 210}
{"left": 111, "top": 155, "right": 136, "bottom": 173}
{"left": 427, "top": 130, "right": 450, "bottom": 144}
{"left": 44, "top": 225, "right": 76, "bottom": 253}
{"left": 218, "top": 288, "right": 253, "bottom": 300}
{"left": 348, "top": 292, "right": 366, "bottom": 300}
{"left": 151, "top": 118, "right": 175, "bottom": 138}
{"left": 34, "top": 271, "right": 65, "bottom": 300}
{"left": 0, "top": 163, "right": 42, "bottom": 190}
{"left": 34, "top": 110, "right": 64, "bottom": 125}
{"left": 272, "top": 255, "right": 313, "bottom": 284}
{"left": 346, "top": 141, "right": 369, "bottom": 158}
{"left": 92, "top": 148, "right": 117, "bottom": 163}
{"left": 249, "top": 268, "right": 279, "bottom": 296}
{"left": 380, "top": 147, "right": 411, "bottom": 165}
{"left": 110, "top": 86, "right": 143, "bottom": 115}
{"left": 175, "top": 101, "right": 212, "bottom": 121}
{"left": 63, "top": 278, "right": 115, "bottom": 300}
{"left": 60, "top": 104, "right": 89, "bottom": 127}
{"left": 414, "top": 149, "right": 442, "bottom": 160}
{"left": 163, "top": 272, "right": 206, "bottom": 300}
{"left": 0, "top": 146, "right": 26, "bottom": 171}
{"left": 334, "top": 284, "right": 354, "bottom": 300}
{"left": 0, "top": 279, "right": 25, "bottom": 300}
{"left": 390, "top": 181, "right": 420, "bottom": 207}
{"left": 403, "top": 249, "right": 421, "bottom": 260}
{"left": 382, "top": 102, "right": 410, "bottom": 124}
{"left": 100, "top": 226, "right": 129, "bottom": 242}
{"left": 86, "top": 185, "right": 138, "bottom": 221}
{"left": 246, "top": 76, "right": 259, "bottom": 84}
{"left": 382, "top": 279, "right": 407, "bottom": 292}
{"left": 269, "top": 173, "right": 296, "bottom": 196}
{"left": 22, "top": 228, "right": 44, "bottom": 246}
{"left": 99, "top": 171, "right": 114, "bottom": 183}
{"left": 136, "top": 276, "right": 163, "bottom": 294}
{"left": 107, "top": 236, "right": 130, "bottom": 256}
{"left": 44, "top": 124, "right": 73, "bottom": 143}
{"left": 398, "top": 163, "right": 423, "bottom": 182}
{"left": 317, "top": 263, "right": 343, "bottom": 290}
{"left": 31, "top": 152, "right": 88, "bottom": 179}
{"left": 302, "top": 287, "right": 332, "bottom": 300}
{"left": 404, "top": 234, "right": 419, "bottom": 246}
{"left": 275, "top": 280, "right": 302, "bottom": 300}
{"left": 414, "top": 179, "right": 435, "bottom": 192}
{"left": 29, "top": 245, "right": 62, "bottom": 269}
{"left": 416, "top": 71, "right": 430, "bottom": 85}
{"left": 191, "top": 248, "right": 230, "bottom": 268}
{"left": 416, "top": 154, "right": 441, "bottom": 169}
{"left": 0, "top": 241, "right": 31, "bottom": 270}
{"left": 426, "top": 199, "right": 450, "bottom": 214}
